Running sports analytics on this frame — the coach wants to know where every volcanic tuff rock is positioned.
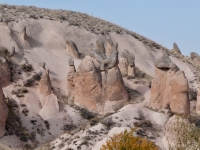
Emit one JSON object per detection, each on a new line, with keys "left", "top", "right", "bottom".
{"left": 38, "top": 69, "right": 52, "bottom": 96}
{"left": 65, "top": 40, "right": 80, "bottom": 59}
{"left": 171, "top": 42, "right": 182, "bottom": 55}
{"left": 0, "top": 58, "right": 11, "bottom": 87}
{"left": 73, "top": 56, "right": 102, "bottom": 112}
{"left": 120, "top": 49, "right": 135, "bottom": 77}
{"left": 190, "top": 52, "right": 200, "bottom": 68}
{"left": 0, "top": 84, "right": 8, "bottom": 138}
{"left": 149, "top": 51, "right": 190, "bottom": 115}
{"left": 39, "top": 94, "right": 59, "bottom": 120}
{"left": 72, "top": 39, "right": 128, "bottom": 113}
{"left": 66, "top": 58, "right": 76, "bottom": 105}
{"left": 154, "top": 51, "right": 173, "bottom": 69}
{"left": 196, "top": 88, "right": 200, "bottom": 114}
{"left": 118, "top": 57, "right": 128, "bottom": 77}
{"left": 169, "top": 71, "right": 190, "bottom": 115}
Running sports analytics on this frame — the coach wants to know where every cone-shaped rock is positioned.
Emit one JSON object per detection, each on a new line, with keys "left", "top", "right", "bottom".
{"left": 39, "top": 94, "right": 59, "bottom": 120}
{"left": 38, "top": 69, "right": 51, "bottom": 96}
{"left": 74, "top": 56, "right": 102, "bottom": 112}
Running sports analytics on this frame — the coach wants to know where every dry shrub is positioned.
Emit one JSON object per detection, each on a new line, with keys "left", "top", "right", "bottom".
{"left": 168, "top": 116, "right": 200, "bottom": 150}
{"left": 100, "top": 128, "right": 159, "bottom": 150}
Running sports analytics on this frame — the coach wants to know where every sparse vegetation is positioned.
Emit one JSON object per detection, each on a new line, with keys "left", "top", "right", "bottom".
{"left": 101, "top": 117, "right": 115, "bottom": 129}
{"left": 100, "top": 128, "right": 159, "bottom": 150}
{"left": 21, "top": 63, "right": 33, "bottom": 72}
{"left": 168, "top": 116, "right": 200, "bottom": 150}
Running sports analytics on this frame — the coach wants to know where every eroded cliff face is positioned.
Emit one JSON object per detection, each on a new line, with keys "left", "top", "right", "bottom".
{"left": 0, "top": 4, "right": 199, "bottom": 150}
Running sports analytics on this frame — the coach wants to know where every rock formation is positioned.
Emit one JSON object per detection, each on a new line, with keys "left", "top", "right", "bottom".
{"left": 149, "top": 51, "right": 190, "bottom": 115}
{"left": 105, "top": 36, "right": 113, "bottom": 57}
{"left": 169, "top": 71, "right": 190, "bottom": 115}
{"left": 154, "top": 51, "right": 173, "bottom": 69}
{"left": 73, "top": 56, "right": 102, "bottom": 112}
{"left": 65, "top": 40, "right": 80, "bottom": 59}
{"left": 2, "top": 18, "right": 8, "bottom": 26}
{"left": 66, "top": 58, "right": 76, "bottom": 105}
{"left": 38, "top": 62, "right": 46, "bottom": 69}
{"left": 0, "top": 83, "right": 8, "bottom": 138}
{"left": 0, "top": 58, "right": 11, "bottom": 87}
{"left": 196, "top": 88, "right": 200, "bottom": 114}
{"left": 96, "top": 39, "right": 105, "bottom": 54}
{"left": 120, "top": 49, "right": 135, "bottom": 77}
{"left": 171, "top": 42, "right": 182, "bottom": 55}
{"left": 102, "top": 46, "right": 129, "bottom": 112}
{"left": 71, "top": 40, "right": 128, "bottom": 113}
{"left": 118, "top": 58, "right": 128, "bottom": 77}
{"left": 10, "top": 46, "right": 15, "bottom": 57}
{"left": 21, "top": 26, "right": 27, "bottom": 41}
{"left": 190, "top": 52, "right": 200, "bottom": 69}
{"left": 38, "top": 69, "right": 51, "bottom": 96}
{"left": 39, "top": 94, "right": 59, "bottom": 120}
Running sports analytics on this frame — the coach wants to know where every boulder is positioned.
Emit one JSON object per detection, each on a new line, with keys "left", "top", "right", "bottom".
{"left": 39, "top": 94, "right": 59, "bottom": 120}
{"left": 169, "top": 71, "right": 190, "bottom": 115}
{"left": 65, "top": 40, "right": 80, "bottom": 59}
{"left": 74, "top": 56, "right": 102, "bottom": 112}
{"left": 172, "top": 42, "right": 182, "bottom": 55}
{"left": 154, "top": 51, "right": 173, "bottom": 69}
{"left": 38, "top": 69, "right": 51, "bottom": 96}
{"left": 196, "top": 88, "right": 200, "bottom": 114}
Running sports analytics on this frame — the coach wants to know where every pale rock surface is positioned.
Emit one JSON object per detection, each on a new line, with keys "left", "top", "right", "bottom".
{"left": 10, "top": 46, "right": 15, "bottom": 57}
{"left": 0, "top": 84, "right": 8, "bottom": 138}
{"left": 171, "top": 42, "right": 182, "bottom": 55}
{"left": 73, "top": 56, "right": 102, "bottom": 112}
{"left": 0, "top": 58, "right": 11, "bottom": 87}
{"left": 154, "top": 51, "right": 173, "bottom": 69}
{"left": 121, "top": 49, "right": 135, "bottom": 77}
{"left": 169, "top": 71, "right": 190, "bottom": 115}
{"left": 118, "top": 57, "right": 128, "bottom": 76}
{"left": 66, "top": 58, "right": 76, "bottom": 104}
{"left": 65, "top": 40, "right": 80, "bottom": 59}
{"left": 96, "top": 39, "right": 105, "bottom": 54}
{"left": 105, "top": 36, "right": 113, "bottom": 57}
{"left": 103, "top": 46, "right": 128, "bottom": 103}
{"left": 196, "top": 88, "right": 200, "bottom": 114}
{"left": 38, "top": 69, "right": 52, "bottom": 96}
{"left": 39, "top": 94, "right": 59, "bottom": 120}
{"left": 190, "top": 52, "right": 200, "bottom": 68}
{"left": 148, "top": 67, "right": 171, "bottom": 111}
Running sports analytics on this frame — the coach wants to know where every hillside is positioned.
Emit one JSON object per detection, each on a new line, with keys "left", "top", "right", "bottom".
{"left": 0, "top": 4, "right": 199, "bottom": 150}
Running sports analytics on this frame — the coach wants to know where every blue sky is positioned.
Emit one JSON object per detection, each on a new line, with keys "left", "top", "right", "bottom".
{"left": 0, "top": 0, "right": 199, "bottom": 56}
